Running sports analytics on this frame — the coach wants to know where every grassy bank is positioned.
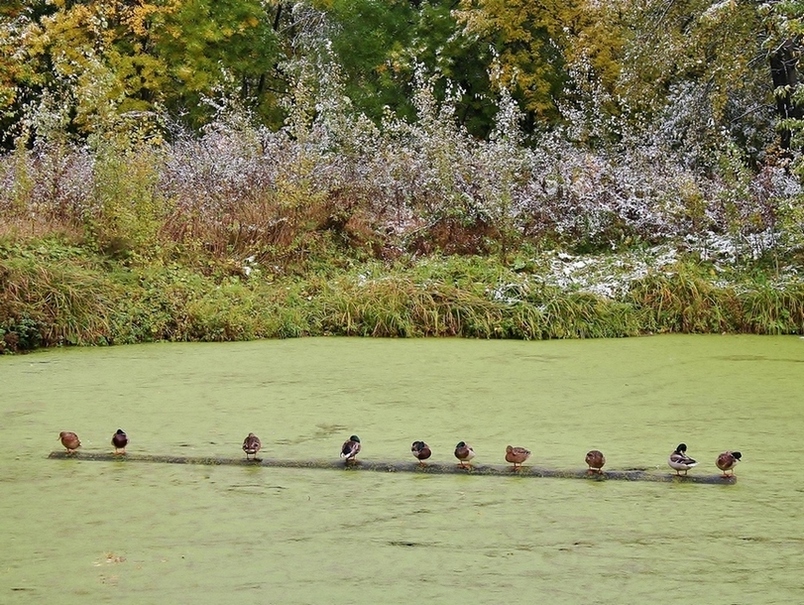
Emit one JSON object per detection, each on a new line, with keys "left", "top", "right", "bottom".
{"left": 2, "top": 237, "right": 802, "bottom": 354}
{"left": 2, "top": 105, "right": 803, "bottom": 353}
{"left": 3, "top": 90, "right": 803, "bottom": 280}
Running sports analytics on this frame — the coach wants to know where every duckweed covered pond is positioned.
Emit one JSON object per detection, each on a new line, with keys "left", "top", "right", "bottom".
{"left": 2, "top": 335, "right": 803, "bottom": 604}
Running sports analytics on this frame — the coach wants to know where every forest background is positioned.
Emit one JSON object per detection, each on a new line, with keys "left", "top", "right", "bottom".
{"left": 2, "top": 0, "right": 804, "bottom": 352}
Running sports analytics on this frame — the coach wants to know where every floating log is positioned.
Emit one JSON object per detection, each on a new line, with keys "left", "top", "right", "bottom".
{"left": 47, "top": 451, "right": 736, "bottom": 484}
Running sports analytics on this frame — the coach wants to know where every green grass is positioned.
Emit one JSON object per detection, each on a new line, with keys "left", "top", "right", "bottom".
{"left": 1, "top": 238, "right": 803, "bottom": 354}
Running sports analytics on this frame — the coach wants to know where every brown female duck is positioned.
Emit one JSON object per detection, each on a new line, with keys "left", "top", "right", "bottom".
{"left": 585, "top": 449, "right": 606, "bottom": 474}
{"left": 242, "top": 433, "right": 262, "bottom": 460}
{"left": 59, "top": 431, "right": 81, "bottom": 454}
{"left": 716, "top": 451, "right": 742, "bottom": 477}
{"left": 505, "top": 445, "right": 531, "bottom": 469}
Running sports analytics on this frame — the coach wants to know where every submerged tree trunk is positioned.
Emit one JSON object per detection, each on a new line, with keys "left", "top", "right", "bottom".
{"left": 47, "top": 451, "right": 737, "bottom": 484}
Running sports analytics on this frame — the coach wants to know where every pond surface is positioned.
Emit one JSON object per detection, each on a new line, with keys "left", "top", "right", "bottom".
{"left": 1, "top": 335, "right": 803, "bottom": 604}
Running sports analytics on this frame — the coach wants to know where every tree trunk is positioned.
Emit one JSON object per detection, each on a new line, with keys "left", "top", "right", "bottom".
{"left": 48, "top": 451, "right": 736, "bottom": 483}
{"left": 769, "top": 38, "right": 803, "bottom": 150}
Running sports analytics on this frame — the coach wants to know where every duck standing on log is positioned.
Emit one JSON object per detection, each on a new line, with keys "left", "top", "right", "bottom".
{"left": 668, "top": 443, "right": 697, "bottom": 476}
{"left": 242, "top": 433, "right": 262, "bottom": 460}
{"left": 454, "top": 441, "right": 475, "bottom": 467}
{"left": 59, "top": 431, "right": 81, "bottom": 454}
{"left": 341, "top": 435, "right": 361, "bottom": 462}
{"left": 585, "top": 449, "right": 606, "bottom": 474}
{"left": 716, "top": 451, "right": 742, "bottom": 477}
{"left": 411, "top": 441, "right": 432, "bottom": 464}
{"left": 505, "top": 445, "right": 531, "bottom": 469}
{"left": 111, "top": 429, "right": 128, "bottom": 454}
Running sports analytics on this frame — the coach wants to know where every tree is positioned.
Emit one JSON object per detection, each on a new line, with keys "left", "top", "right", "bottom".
{"left": 453, "top": 0, "right": 626, "bottom": 126}
{"left": 313, "top": 0, "right": 494, "bottom": 137}
{"left": 1, "top": 0, "right": 287, "bottom": 144}
{"left": 153, "top": 0, "right": 285, "bottom": 129}
{"left": 764, "top": 0, "right": 804, "bottom": 152}
{"left": 615, "top": 0, "right": 773, "bottom": 161}
{"left": 0, "top": 0, "right": 55, "bottom": 146}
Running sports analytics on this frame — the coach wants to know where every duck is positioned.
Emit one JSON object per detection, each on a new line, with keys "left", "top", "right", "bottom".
{"left": 59, "top": 431, "right": 81, "bottom": 454}
{"left": 454, "top": 441, "right": 475, "bottom": 467}
{"left": 340, "top": 435, "right": 361, "bottom": 462}
{"left": 505, "top": 445, "right": 531, "bottom": 469}
{"left": 716, "top": 451, "right": 742, "bottom": 477}
{"left": 111, "top": 429, "right": 128, "bottom": 454}
{"left": 411, "top": 441, "right": 432, "bottom": 464}
{"left": 668, "top": 443, "right": 697, "bottom": 476}
{"left": 585, "top": 449, "right": 606, "bottom": 474}
{"left": 242, "top": 433, "right": 262, "bottom": 460}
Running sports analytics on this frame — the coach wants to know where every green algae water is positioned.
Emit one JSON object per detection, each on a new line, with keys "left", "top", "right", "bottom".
{"left": 1, "top": 335, "right": 803, "bottom": 604}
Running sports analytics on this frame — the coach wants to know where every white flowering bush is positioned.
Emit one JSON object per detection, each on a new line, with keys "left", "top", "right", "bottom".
{"left": 1, "top": 58, "right": 801, "bottom": 267}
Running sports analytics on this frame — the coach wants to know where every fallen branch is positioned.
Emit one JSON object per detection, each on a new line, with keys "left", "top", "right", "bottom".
{"left": 47, "top": 451, "right": 736, "bottom": 483}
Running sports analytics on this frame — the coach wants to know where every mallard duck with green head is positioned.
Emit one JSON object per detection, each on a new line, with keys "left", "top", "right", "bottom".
{"left": 341, "top": 435, "right": 361, "bottom": 462}
{"left": 411, "top": 441, "right": 432, "bottom": 464}
{"left": 454, "top": 441, "right": 475, "bottom": 467}
{"left": 668, "top": 443, "right": 697, "bottom": 476}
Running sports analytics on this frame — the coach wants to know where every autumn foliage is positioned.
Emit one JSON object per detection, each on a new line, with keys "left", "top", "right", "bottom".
{"left": 2, "top": 1, "right": 804, "bottom": 351}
